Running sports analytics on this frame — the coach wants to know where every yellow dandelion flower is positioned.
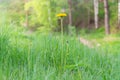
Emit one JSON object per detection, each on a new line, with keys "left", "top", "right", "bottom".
{"left": 56, "top": 13, "right": 67, "bottom": 17}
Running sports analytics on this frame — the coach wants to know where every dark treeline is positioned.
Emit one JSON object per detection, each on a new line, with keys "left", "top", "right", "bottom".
{"left": 0, "top": 0, "right": 118, "bottom": 35}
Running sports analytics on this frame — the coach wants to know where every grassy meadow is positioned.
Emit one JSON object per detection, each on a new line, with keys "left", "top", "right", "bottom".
{"left": 0, "top": 2, "right": 120, "bottom": 80}
{"left": 1, "top": 22, "right": 120, "bottom": 80}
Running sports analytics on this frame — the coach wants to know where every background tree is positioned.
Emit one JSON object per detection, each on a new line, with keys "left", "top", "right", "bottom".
{"left": 118, "top": 0, "right": 120, "bottom": 29}
{"left": 104, "top": 0, "right": 110, "bottom": 34}
{"left": 24, "top": 0, "right": 29, "bottom": 28}
{"left": 67, "top": 0, "right": 72, "bottom": 26}
{"left": 67, "top": 0, "right": 73, "bottom": 35}
{"left": 94, "top": 0, "right": 99, "bottom": 29}
{"left": 2, "top": 0, "right": 118, "bottom": 35}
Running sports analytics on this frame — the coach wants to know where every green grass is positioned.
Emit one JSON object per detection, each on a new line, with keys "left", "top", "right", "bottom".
{"left": 0, "top": 24, "right": 120, "bottom": 80}
{"left": 0, "top": 9, "right": 120, "bottom": 80}
{"left": 80, "top": 28, "right": 120, "bottom": 56}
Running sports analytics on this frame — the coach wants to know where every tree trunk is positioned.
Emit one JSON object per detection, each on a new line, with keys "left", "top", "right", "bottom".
{"left": 68, "top": 0, "right": 73, "bottom": 35}
{"left": 68, "top": 0, "right": 72, "bottom": 26}
{"left": 118, "top": 0, "right": 120, "bottom": 29}
{"left": 94, "top": 0, "right": 99, "bottom": 29}
{"left": 104, "top": 0, "right": 110, "bottom": 35}
{"left": 25, "top": 0, "right": 29, "bottom": 28}
{"left": 47, "top": 2, "right": 52, "bottom": 28}
{"left": 87, "top": 6, "right": 90, "bottom": 29}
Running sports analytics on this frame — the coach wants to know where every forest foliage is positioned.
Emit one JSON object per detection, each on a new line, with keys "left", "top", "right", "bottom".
{"left": 0, "top": 0, "right": 118, "bottom": 34}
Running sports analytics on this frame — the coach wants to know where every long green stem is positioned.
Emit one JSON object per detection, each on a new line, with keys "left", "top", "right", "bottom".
{"left": 60, "top": 18, "right": 64, "bottom": 70}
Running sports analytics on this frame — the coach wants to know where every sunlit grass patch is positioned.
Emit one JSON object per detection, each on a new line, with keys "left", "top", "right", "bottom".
{"left": 0, "top": 25, "right": 120, "bottom": 80}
